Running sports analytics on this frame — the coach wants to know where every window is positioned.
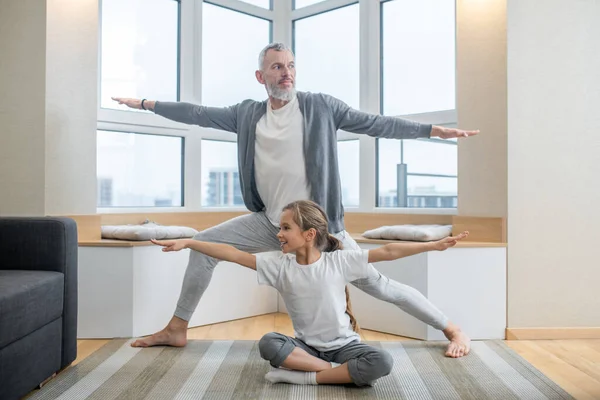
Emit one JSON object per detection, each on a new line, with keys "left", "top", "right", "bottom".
{"left": 293, "top": 3, "right": 360, "bottom": 109}
{"left": 378, "top": 137, "right": 457, "bottom": 208}
{"left": 381, "top": 0, "right": 455, "bottom": 116}
{"left": 201, "top": 140, "right": 243, "bottom": 207}
{"left": 337, "top": 140, "right": 360, "bottom": 208}
{"left": 202, "top": 3, "right": 271, "bottom": 107}
{"left": 96, "top": 0, "right": 458, "bottom": 212}
{"left": 97, "top": 131, "right": 183, "bottom": 207}
{"left": 99, "top": 0, "right": 179, "bottom": 111}
{"left": 378, "top": 0, "right": 457, "bottom": 208}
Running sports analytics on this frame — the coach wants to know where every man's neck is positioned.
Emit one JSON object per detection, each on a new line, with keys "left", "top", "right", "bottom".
{"left": 269, "top": 96, "right": 290, "bottom": 110}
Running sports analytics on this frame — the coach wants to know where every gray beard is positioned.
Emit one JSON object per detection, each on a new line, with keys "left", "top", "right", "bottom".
{"left": 266, "top": 82, "right": 296, "bottom": 102}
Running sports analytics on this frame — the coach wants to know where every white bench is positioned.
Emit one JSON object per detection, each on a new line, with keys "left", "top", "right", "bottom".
{"left": 77, "top": 239, "right": 506, "bottom": 340}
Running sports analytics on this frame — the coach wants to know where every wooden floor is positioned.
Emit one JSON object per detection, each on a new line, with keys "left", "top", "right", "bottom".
{"left": 71, "top": 313, "right": 600, "bottom": 400}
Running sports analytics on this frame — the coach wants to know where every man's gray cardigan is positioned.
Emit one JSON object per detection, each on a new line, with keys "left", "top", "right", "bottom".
{"left": 154, "top": 91, "right": 431, "bottom": 233}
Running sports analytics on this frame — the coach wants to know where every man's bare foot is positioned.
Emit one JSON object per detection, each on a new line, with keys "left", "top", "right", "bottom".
{"left": 131, "top": 317, "right": 189, "bottom": 348}
{"left": 442, "top": 322, "right": 471, "bottom": 358}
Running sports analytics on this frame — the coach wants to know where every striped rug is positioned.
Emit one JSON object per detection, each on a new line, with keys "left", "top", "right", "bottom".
{"left": 29, "top": 340, "right": 573, "bottom": 400}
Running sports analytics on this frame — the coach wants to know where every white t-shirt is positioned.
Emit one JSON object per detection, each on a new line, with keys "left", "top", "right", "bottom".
{"left": 256, "top": 249, "right": 379, "bottom": 351}
{"left": 254, "top": 95, "right": 310, "bottom": 226}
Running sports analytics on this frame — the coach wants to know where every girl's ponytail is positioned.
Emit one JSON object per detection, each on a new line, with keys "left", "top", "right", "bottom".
{"left": 345, "top": 286, "right": 360, "bottom": 332}
{"left": 324, "top": 234, "right": 343, "bottom": 252}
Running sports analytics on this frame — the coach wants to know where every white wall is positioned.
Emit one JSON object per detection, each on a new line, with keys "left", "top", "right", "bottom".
{"left": 456, "top": 0, "right": 507, "bottom": 218}
{"left": 0, "top": 1, "right": 47, "bottom": 216}
{"left": 0, "top": 0, "right": 98, "bottom": 216}
{"left": 507, "top": 0, "right": 600, "bottom": 327}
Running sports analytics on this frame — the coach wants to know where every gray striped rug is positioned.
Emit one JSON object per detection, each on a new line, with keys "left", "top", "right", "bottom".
{"left": 29, "top": 339, "right": 573, "bottom": 400}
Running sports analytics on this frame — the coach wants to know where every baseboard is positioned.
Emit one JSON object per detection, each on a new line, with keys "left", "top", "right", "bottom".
{"left": 506, "top": 327, "right": 600, "bottom": 340}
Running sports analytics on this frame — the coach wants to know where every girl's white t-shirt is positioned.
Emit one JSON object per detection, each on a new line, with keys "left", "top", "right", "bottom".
{"left": 256, "top": 249, "right": 379, "bottom": 351}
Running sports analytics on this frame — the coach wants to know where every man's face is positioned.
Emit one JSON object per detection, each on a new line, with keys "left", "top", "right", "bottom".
{"left": 256, "top": 49, "right": 296, "bottom": 101}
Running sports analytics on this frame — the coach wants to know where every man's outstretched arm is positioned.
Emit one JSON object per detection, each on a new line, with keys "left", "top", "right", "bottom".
{"left": 326, "top": 95, "right": 478, "bottom": 140}
{"left": 112, "top": 97, "right": 238, "bottom": 133}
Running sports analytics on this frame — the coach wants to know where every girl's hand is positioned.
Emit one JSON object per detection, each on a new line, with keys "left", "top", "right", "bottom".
{"left": 150, "top": 239, "right": 188, "bottom": 252}
{"left": 432, "top": 231, "right": 469, "bottom": 251}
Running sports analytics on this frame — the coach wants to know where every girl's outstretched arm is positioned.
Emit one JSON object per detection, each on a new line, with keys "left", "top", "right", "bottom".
{"left": 368, "top": 231, "right": 469, "bottom": 263}
{"left": 150, "top": 239, "right": 256, "bottom": 270}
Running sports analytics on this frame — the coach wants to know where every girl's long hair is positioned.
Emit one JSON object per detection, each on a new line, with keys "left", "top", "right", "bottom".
{"left": 282, "top": 200, "right": 360, "bottom": 332}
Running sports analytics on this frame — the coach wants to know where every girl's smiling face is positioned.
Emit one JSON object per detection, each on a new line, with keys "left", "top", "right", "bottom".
{"left": 277, "top": 209, "right": 314, "bottom": 253}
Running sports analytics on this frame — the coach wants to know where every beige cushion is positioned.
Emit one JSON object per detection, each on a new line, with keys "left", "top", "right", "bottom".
{"left": 362, "top": 224, "right": 452, "bottom": 242}
{"left": 101, "top": 220, "right": 198, "bottom": 241}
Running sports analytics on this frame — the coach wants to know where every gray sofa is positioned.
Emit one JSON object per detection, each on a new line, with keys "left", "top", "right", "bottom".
{"left": 0, "top": 217, "right": 78, "bottom": 400}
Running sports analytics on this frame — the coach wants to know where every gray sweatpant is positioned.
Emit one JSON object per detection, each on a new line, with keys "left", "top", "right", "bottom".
{"left": 258, "top": 332, "right": 393, "bottom": 386}
{"left": 174, "top": 212, "right": 449, "bottom": 331}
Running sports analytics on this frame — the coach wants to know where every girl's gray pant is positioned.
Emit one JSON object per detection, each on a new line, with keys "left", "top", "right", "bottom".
{"left": 174, "top": 212, "right": 449, "bottom": 331}
{"left": 258, "top": 332, "right": 393, "bottom": 386}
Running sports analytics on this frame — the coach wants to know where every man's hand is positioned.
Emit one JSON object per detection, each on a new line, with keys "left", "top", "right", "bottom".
{"left": 431, "top": 126, "right": 479, "bottom": 139}
{"left": 111, "top": 97, "right": 155, "bottom": 111}
{"left": 151, "top": 239, "right": 188, "bottom": 252}
{"left": 432, "top": 231, "right": 469, "bottom": 251}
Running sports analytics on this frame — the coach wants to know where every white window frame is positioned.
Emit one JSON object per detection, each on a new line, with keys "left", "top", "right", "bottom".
{"left": 97, "top": 0, "right": 457, "bottom": 214}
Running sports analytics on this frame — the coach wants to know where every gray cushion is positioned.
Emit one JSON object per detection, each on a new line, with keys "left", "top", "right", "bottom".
{"left": 101, "top": 220, "right": 198, "bottom": 241}
{"left": 0, "top": 270, "right": 64, "bottom": 349}
{"left": 362, "top": 224, "right": 452, "bottom": 242}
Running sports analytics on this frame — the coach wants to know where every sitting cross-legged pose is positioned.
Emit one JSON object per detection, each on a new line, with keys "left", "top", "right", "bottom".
{"left": 151, "top": 200, "right": 469, "bottom": 386}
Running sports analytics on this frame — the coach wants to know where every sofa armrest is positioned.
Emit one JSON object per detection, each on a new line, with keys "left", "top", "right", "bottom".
{"left": 0, "top": 217, "right": 78, "bottom": 368}
{"left": 0, "top": 217, "right": 76, "bottom": 273}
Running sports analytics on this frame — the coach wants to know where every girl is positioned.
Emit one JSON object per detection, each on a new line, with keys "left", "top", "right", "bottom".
{"left": 151, "top": 200, "right": 468, "bottom": 387}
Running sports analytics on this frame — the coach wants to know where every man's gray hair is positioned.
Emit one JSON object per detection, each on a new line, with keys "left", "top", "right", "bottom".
{"left": 258, "top": 42, "right": 294, "bottom": 70}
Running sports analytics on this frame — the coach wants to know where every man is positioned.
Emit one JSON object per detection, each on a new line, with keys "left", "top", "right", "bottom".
{"left": 113, "top": 42, "right": 478, "bottom": 358}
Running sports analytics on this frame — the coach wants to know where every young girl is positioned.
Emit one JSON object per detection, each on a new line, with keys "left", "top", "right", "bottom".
{"left": 151, "top": 200, "right": 468, "bottom": 387}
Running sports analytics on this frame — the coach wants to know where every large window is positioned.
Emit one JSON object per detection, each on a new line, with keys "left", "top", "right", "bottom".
{"left": 202, "top": 3, "right": 271, "bottom": 106}
{"left": 377, "top": 0, "right": 457, "bottom": 208}
{"left": 99, "top": 0, "right": 179, "bottom": 111}
{"left": 97, "top": 0, "right": 458, "bottom": 212}
{"left": 97, "top": 131, "right": 183, "bottom": 207}
{"left": 293, "top": 3, "right": 360, "bottom": 109}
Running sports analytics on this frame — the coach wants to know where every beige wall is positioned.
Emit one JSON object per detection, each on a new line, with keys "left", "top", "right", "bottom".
{"left": 0, "top": 1, "right": 47, "bottom": 216}
{"left": 507, "top": 0, "right": 600, "bottom": 327}
{"left": 45, "top": 0, "right": 98, "bottom": 215}
{"left": 456, "top": 0, "right": 507, "bottom": 218}
{"left": 0, "top": 0, "right": 98, "bottom": 216}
